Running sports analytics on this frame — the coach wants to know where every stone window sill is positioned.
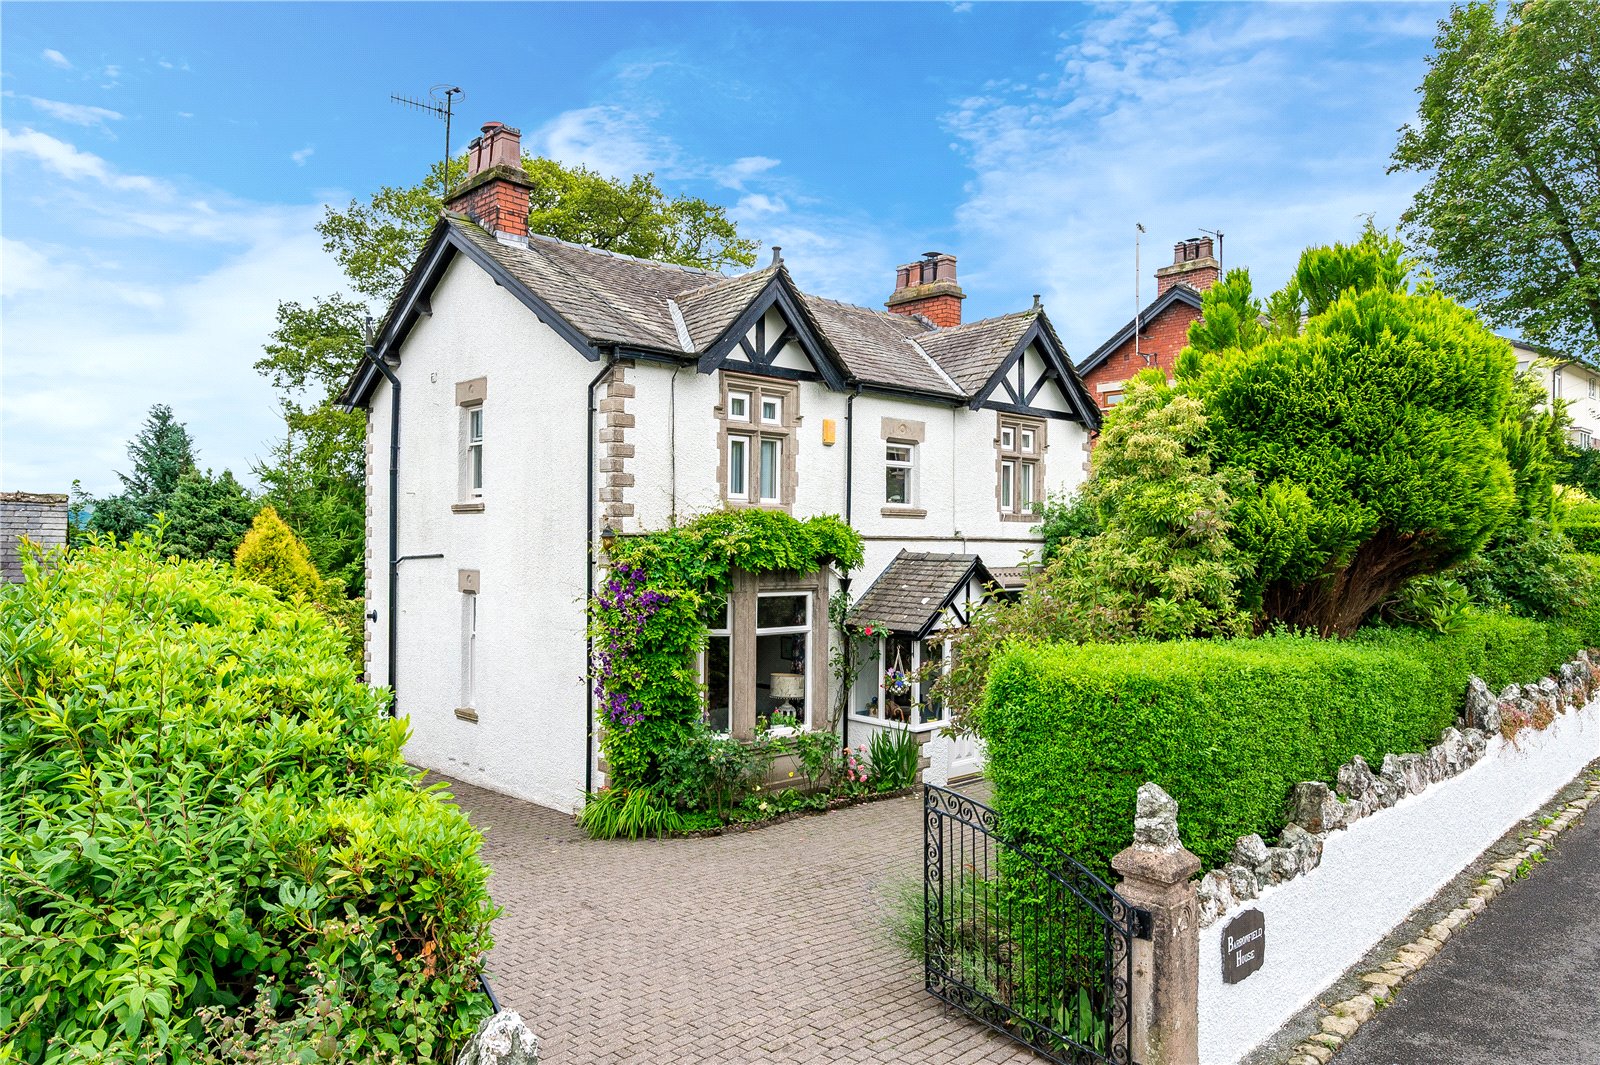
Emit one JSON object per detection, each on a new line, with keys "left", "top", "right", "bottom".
{"left": 452, "top": 501, "right": 486, "bottom": 514}
{"left": 454, "top": 707, "right": 479, "bottom": 722}
{"left": 1000, "top": 511, "right": 1040, "bottom": 523}
{"left": 880, "top": 506, "right": 928, "bottom": 519}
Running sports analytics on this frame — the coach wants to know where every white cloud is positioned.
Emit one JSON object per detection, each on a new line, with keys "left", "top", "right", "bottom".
{"left": 951, "top": 2, "right": 973, "bottom": 13}
{"left": 718, "top": 155, "right": 781, "bottom": 190}
{"left": 943, "top": 2, "right": 1436, "bottom": 354}
{"left": 535, "top": 105, "right": 677, "bottom": 179}
{"left": 14, "top": 95, "right": 124, "bottom": 128}
{"left": 1, "top": 126, "right": 164, "bottom": 192}
{"left": 41, "top": 48, "right": 71, "bottom": 69}
{"left": 1, "top": 130, "right": 346, "bottom": 495}
{"left": 291, "top": 145, "right": 315, "bottom": 166}
{"left": 734, "top": 193, "right": 786, "bottom": 216}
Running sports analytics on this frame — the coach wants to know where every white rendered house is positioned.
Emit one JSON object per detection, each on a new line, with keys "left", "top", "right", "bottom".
{"left": 1512, "top": 339, "right": 1600, "bottom": 450}
{"left": 339, "top": 121, "right": 1100, "bottom": 811}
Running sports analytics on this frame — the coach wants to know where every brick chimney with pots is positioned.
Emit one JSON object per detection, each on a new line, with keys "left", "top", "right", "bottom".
{"left": 444, "top": 122, "right": 534, "bottom": 239}
{"left": 1154, "top": 237, "right": 1221, "bottom": 296}
{"left": 886, "top": 252, "right": 965, "bottom": 327}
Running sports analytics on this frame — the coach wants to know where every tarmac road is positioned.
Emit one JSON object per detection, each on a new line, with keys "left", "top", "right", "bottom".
{"left": 1336, "top": 799, "right": 1600, "bottom": 1065}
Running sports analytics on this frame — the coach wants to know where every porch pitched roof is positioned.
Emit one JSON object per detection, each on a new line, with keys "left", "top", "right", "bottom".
{"left": 848, "top": 550, "right": 998, "bottom": 637}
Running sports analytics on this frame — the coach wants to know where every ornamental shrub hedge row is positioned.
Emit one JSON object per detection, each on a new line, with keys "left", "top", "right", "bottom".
{"left": 0, "top": 536, "right": 496, "bottom": 1063}
{"left": 978, "top": 610, "right": 1600, "bottom": 878}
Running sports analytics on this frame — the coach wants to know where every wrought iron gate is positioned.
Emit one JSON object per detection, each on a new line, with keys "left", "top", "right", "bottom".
{"left": 924, "top": 785, "right": 1148, "bottom": 1065}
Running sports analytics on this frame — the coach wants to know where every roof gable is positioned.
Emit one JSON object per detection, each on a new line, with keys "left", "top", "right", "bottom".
{"left": 696, "top": 270, "right": 851, "bottom": 390}
{"left": 965, "top": 313, "right": 1100, "bottom": 427}
{"left": 1077, "top": 284, "right": 1205, "bottom": 376}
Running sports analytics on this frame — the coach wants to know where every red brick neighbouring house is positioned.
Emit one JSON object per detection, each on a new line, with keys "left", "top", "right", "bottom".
{"left": 1076, "top": 236, "right": 1221, "bottom": 411}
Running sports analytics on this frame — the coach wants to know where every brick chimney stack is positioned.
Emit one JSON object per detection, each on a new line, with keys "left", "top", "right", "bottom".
{"left": 444, "top": 122, "right": 534, "bottom": 239}
{"left": 886, "top": 252, "right": 965, "bottom": 327}
{"left": 1154, "top": 237, "right": 1220, "bottom": 296}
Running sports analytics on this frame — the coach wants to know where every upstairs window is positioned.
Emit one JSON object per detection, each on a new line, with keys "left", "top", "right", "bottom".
{"left": 997, "top": 415, "right": 1044, "bottom": 519}
{"left": 885, "top": 443, "right": 915, "bottom": 506}
{"left": 720, "top": 374, "right": 796, "bottom": 510}
{"left": 455, "top": 377, "right": 487, "bottom": 506}
{"left": 467, "top": 407, "right": 484, "bottom": 494}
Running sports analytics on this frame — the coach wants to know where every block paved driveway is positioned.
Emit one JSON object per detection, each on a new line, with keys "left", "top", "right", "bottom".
{"left": 439, "top": 777, "right": 1038, "bottom": 1064}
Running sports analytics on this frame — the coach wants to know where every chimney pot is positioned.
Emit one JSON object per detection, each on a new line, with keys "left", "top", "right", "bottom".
{"left": 1154, "top": 234, "right": 1221, "bottom": 296}
{"left": 887, "top": 251, "right": 965, "bottom": 327}
{"left": 445, "top": 120, "right": 534, "bottom": 239}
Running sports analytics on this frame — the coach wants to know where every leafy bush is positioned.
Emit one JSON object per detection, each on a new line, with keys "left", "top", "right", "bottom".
{"left": 1454, "top": 519, "right": 1599, "bottom": 621}
{"left": 1563, "top": 499, "right": 1600, "bottom": 554}
{"left": 576, "top": 786, "right": 685, "bottom": 840}
{"left": 0, "top": 535, "right": 495, "bottom": 1063}
{"left": 1179, "top": 228, "right": 1519, "bottom": 635}
{"left": 1389, "top": 574, "right": 1472, "bottom": 634}
{"left": 867, "top": 728, "right": 921, "bottom": 791}
{"left": 979, "top": 610, "right": 1594, "bottom": 877}
{"left": 655, "top": 722, "right": 776, "bottom": 820}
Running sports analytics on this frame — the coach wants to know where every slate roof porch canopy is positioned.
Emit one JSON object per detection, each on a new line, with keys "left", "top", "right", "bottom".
{"left": 847, "top": 550, "right": 999, "bottom": 639}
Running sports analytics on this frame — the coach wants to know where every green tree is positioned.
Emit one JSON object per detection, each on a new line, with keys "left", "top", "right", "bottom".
{"left": 1390, "top": 0, "right": 1600, "bottom": 359}
{"left": 1180, "top": 229, "right": 1519, "bottom": 635}
{"left": 234, "top": 504, "right": 323, "bottom": 601}
{"left": 253, "top": 294, "right": 368, "bottom": 592}
{"left": 89, "top": 404, "right": 197, "bottom": 539}
{"left": 161, "top": 468, "right": 257, "bottom": 564}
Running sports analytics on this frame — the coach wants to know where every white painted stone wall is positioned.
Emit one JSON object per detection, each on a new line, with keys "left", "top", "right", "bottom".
{"left": 1198, "top": 699, "right": 1600, "bottom": 1065}
{"left": 367, "top": 256, "right": 595, "bottom": 812}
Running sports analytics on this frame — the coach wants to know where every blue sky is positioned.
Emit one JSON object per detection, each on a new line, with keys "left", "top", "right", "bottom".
{"left": 2, "top": 2, "right": 1448, "bottom": 494}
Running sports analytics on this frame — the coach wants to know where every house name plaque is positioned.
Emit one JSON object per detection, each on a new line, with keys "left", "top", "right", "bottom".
{"left": 1222, "top": 908, "right": 1266, "bottom": 984}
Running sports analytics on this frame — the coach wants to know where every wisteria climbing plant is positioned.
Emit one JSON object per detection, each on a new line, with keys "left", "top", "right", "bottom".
{"left": 588, "top": 508, "right": 864, "bottom": 789}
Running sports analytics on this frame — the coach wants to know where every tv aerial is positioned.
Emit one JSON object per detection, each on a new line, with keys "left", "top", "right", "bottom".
{"left": 390, "top": 84, "right": 464, "bottom": 197}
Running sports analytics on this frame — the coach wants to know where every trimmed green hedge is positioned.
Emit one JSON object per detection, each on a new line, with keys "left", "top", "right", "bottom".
{"left": 979, "top": 611, "right": 1598, "bottom": 878}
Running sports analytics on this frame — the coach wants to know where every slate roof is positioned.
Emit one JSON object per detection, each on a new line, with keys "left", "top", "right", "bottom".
{"left": 801, "top": 294, "right": 963, "bottom": 399}
{"left": 675, "top": 265, "right": 780, "bottom": 351}
{"left": 917, "top": 311, "right": 1036, "bottom": 395}
{"left": 343, "top": 213, "right": 1098, "bottom": 416}
{"left": 847, "top": 551, "right": 997, "bottom": 636}
{"left": 986, "top": 565, "right": 1036, "bottom": 591}
{"left": 450, "top": 217, "right": 722, "bottom": 353}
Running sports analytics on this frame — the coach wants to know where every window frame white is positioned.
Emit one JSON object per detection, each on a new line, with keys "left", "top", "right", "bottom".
{"left": 758, "top": 437, "right": 782, "bottom": 504}
{"left": 760, "top": 396, "right": 783, "bottom": 425}
{"left": 728, "top": 435, "right": 750, "bottom": 500}
{"left": 885, "top": 441, "right": 915, "bottom": 506}
{"left": 467, "top": 406, "right": 484, "bottom": 497}
{"left": 852, "top": 632, "right": 951, "bottom": 732}
{"left": 728, "top": 391, "right": 751, "bottom": 421}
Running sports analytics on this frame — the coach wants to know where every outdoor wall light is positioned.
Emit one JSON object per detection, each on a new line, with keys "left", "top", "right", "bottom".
{"left": 600, "top": 525, "right": 617, "bottom": 553}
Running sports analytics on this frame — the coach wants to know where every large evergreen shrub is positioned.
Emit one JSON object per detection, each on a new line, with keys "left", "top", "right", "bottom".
{"left": 0, "top": 536, "right": 495, "bottom": 1062}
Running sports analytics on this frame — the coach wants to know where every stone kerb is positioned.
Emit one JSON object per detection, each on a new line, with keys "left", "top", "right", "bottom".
{"left": 1112, "top": 783, "right": 1202, "bottom": 1065}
